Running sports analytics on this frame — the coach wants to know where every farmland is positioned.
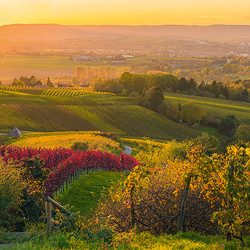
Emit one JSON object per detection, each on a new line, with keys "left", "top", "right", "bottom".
{"left": 0, "top": 55, "right": 75, "bottom": 78}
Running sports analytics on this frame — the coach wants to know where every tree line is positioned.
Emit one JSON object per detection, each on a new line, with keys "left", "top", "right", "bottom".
{"left": 92, "top": 72, "right": 249, "bottom": 102}
{"left": 12, "top": 76, "right": 53, "bottom": 87}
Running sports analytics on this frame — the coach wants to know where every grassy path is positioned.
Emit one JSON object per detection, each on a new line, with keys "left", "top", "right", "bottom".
{"left": 57, "top": 171, "right": 125, "bottom": 216}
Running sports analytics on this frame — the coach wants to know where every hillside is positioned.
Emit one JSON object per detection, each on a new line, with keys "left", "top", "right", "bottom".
{"left": 1, "top": 24, "right": 250, "bottom": 41}
{"left": 0, "top": 88, "right": 200, "bottom": 140}
{"left": 165, "top": 92, "right": 250, "bottom": 124}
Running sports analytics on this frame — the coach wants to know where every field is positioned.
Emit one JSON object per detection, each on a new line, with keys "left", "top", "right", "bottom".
{"left": 11, "top": 131, "right": 122, "bottom": 154}
{"left": 0, "top": 55, "right": 76, "bottom": 78}
{"left": 165, "top": 92, "right": 250, "bottom": 124}
{"left": 0, "top": 55, "right": 125, "bottom": 79}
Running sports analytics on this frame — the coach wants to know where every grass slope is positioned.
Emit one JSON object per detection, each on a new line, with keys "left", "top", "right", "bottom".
{"left": 1, "top": 93, "right": 201, "bottom": 139}
{"left": 165, "top": 92, "right": 250, "bottom": 124}
{"left": 4, "top": 104, "right": 96, "bottom": 131}
{"left": 57, "top": 171, "right": 124, "bottom": 216}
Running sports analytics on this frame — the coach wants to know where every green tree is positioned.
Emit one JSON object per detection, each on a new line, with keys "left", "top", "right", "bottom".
{"left": 165, "top": 102, "right": 180, "bottom": 120}
{"left": 12, "top": 79, "right": 25, "bottom": 87}
{"left": 142, "top": 87, "right": 164, "bottom": 111}
{"left": 180, "top": 102, "right": 206, "bottom": 124}
{"left": 218, "top": 115, "right": 237, "bottom": 136}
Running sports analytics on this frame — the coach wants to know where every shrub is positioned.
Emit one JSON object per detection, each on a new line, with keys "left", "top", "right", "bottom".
{"left": 71, "top": 142, "right": 89, "bottom": 151}
{"left": 0, "top": 135, "right": 8, "bottom": 145}
{"left": 235, "top": 124, "right": 250, "bottom": 142}
{"left": 0, "top": 160, "right": 26, "bottom": 230}
{"left": 97, "top": 162, "right": 219, "bottom": 234}
{"left": 180, "top": 102, "right": 206, "bottom": 124}
{"left": 18, "top": 157, "right": 50, "bottom": 226}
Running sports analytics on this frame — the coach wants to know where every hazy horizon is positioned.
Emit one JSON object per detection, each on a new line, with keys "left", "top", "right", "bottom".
{"left": 1, "top": 23, "right": 250, "bottom": 27}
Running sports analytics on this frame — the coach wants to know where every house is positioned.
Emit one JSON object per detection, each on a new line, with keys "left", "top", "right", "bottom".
{"left": 9, "top": 127, "right": 22, "bottom": 138}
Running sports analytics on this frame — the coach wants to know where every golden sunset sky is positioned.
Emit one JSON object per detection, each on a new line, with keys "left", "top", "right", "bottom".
{"left": 0, "top": 0, "right": 249, "bottom": 26}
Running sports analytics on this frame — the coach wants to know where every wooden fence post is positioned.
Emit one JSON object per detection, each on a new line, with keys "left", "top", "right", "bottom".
{"left": 45, "top": 200, "right": 52, "bottom": 234}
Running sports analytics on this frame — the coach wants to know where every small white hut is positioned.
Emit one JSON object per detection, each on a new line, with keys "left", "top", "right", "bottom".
{"left": 9, "top": 127, "right": 22, "bottom": 138}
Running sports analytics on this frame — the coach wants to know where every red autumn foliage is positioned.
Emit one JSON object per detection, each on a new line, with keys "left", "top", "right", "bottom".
{"left": 0, "top": 145, "right": 139, "bottom": 196}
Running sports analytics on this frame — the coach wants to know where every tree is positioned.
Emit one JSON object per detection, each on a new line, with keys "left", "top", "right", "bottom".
{"left": 12, "top": 79, "right": 25, "bottom": 87}
{"left": 200, "top": 145, "right": 250, "bottom": 245}
{"left": 46, "top": 77, "right": 54, "bottom": 87}
{"left": 165, "top": 102, "right": 180, "bottom": 120}
{"left": 30, "top": 75, "right": 38, "bottom": 86}
{"left": 218, "top": 115, "right": 237, "bottom": 136}
{"left": 142, "top": 87, "right": 165, "bottom": 111}
{"left": 180, "top": 102, "right": 206, "bottom": 124}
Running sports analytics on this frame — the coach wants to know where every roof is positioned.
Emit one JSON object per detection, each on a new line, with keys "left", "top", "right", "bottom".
{"left": 9, "top": 126, "right": 22, "bottom": 137}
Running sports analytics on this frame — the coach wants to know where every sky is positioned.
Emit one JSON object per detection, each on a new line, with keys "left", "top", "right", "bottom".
{"left": 0, "top": 0, "right": 249, "bottom": 26}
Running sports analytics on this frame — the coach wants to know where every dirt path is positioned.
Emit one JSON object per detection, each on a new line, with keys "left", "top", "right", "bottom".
{"left": 123, "top": 145, "right": 132, "bottom": 155}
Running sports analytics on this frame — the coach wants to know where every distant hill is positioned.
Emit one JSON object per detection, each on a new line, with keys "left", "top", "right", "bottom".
{"left": 0, "top": 24, "right": 249, "bottom": 41}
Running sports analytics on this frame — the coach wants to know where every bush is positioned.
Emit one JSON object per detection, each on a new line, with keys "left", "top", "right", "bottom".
{"left": 180, "top": 102, "right": 206, "bottom": 124}
{"left": 0, "top": 135, "right": 8, "bottom": 145}
{"left": 0, "top": 161, "right": 26, "bottom": 230}
{"left": 97, "top": 163, "right": 219, "bottom": 234}
{"left": 18, "top": 157, "right": 50, "bottom": 229}
{"left": 235, "top": 124, "right": 250, "bottom": 142}
{"left": 71, "top": 142, "right": 89, "bottom": 151}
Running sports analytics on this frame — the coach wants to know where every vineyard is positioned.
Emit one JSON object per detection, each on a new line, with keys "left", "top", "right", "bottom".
{"left": 0, "top": 145, "right": 139, "bottom": 197}
{"left": 1, "top": 103, "right": 200, "bottom": 139}
{"left": 0, "top": 85, "right": 112, "bottom": 97}
{"left": 1, "top": 86, "right": 249, "bottom": 141}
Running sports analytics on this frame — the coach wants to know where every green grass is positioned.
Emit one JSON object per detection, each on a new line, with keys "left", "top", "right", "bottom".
{"left": 57, "top": 171, "right": 125, "bottom": 216}
{"left": 3, "top": 231, "right": 250, "bottom": 249}
{"left": 165, "top": 92, "right": 250, "bottom": 124}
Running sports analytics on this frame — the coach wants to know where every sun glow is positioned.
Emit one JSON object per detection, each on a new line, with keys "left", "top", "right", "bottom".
{"left": 0, "top": 0, "right": 249, "bottom": 26}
